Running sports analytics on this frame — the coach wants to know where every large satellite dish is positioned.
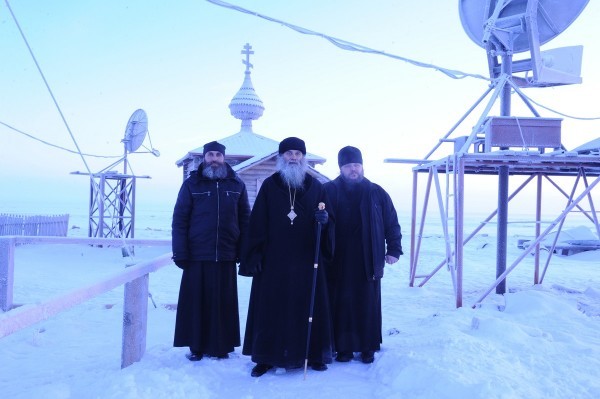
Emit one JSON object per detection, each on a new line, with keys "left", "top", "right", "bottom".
{"left": 123, "top": 109, "right": 148, "bottom": 153}
{"left": 460, "top": 0, "right": 588, "bottom": 86}
{"left": 460, "top": 0, "right": 589, "bottom": 53}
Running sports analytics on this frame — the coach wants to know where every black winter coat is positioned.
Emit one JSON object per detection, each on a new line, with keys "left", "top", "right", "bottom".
{"left": 324, "top": 176, "right": 402, "bottom": 280}
{"left": 171, "top": 163, "right": 251, "bottom": 262}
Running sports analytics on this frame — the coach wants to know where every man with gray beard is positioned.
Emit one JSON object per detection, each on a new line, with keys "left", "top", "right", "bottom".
{"left": 172, "top": 141, "right": 251, "bottom": 361}
{"left": 240, "top": 137, "right": 334, "bottom": 377}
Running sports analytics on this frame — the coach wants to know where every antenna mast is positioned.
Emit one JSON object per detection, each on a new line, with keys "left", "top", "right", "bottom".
{"left": 72, "top": 109, "right": 159, "bottom": 239}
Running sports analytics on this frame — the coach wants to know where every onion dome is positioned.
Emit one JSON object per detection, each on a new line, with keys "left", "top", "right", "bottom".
{"left": 228, "top": 43, "right": 265, "bottom": 131}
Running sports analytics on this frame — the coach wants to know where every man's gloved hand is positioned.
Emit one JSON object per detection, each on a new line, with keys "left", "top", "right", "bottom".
{"left": 315, "top": 209, "right": 329, "bottom": 225}
{"left": 238, "top": 261, "right": 261, "bottom": 277}
{"left": 173, "top": 259, "right": 189, "bottom": 270}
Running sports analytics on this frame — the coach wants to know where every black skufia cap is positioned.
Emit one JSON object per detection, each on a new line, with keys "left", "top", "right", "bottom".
{"left": 203, "top": 141, "right": 226, "bottom": 156}
{"left": 338, "top": 146, "right": 363, "bottom": 167}
{"left": 278, "top": 137, "right": 306, "bottom": 155}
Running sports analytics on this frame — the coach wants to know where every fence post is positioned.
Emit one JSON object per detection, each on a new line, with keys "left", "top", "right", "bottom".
{"left": 0, "top": 237, "right": 16, "bottom": 312}
{"left": 121, "top": 274, "right": 149, "bottom": 368}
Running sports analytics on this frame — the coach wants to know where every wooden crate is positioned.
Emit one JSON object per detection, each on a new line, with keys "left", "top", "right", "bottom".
{"left": 483, "top": 116, "right": 562, "bottom": 152}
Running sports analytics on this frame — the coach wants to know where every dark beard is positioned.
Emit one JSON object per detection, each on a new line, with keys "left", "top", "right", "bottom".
{"left": 341, "top": 173, "right": 364, "bottom": 185}
{"left": 202, "top": 163, "right": 228, "bottom": 179}
{"left": 277, "top": 156, "right": 307, "bottom": 189}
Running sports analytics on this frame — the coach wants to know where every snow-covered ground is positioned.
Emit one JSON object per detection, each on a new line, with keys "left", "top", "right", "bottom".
{"left": 1, "top": 206, "right": 599, "bottom": 399}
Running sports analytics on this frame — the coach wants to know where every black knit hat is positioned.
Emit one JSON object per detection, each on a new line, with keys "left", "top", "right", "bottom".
{"left": 203, "top": 141, "right": 226, "bottom": 156}
{"left": 338, "top": 146, "right": 363, "bottom": 167}
{"left": 278, "top": 137, "right": 306, "bottom": 155}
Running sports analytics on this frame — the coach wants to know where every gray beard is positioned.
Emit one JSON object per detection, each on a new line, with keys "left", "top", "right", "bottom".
{"left": 277, "top": 156, "right": 307, "bottom": 189}
{"left": 202, "top": 163, "right": 228, "bottom": 179}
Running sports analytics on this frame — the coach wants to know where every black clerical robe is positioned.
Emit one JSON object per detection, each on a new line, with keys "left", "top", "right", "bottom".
{"left": 241, "top": 172, "right": 334, "bottom": 368}
{"left": 323, "top": 177, "right": 402, "bottom": 354}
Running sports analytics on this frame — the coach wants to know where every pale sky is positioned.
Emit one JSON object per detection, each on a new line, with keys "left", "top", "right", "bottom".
{"left": 1, "top": 0, "right": 599, "bottom": 216}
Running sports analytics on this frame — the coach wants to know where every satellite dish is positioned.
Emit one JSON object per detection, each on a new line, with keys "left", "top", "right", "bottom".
{"left": 459, "top": 0, "right": 590, "bottom": 53}
{"left": 123, "top": 109, "right": 148, "bottom": 153}
{"left": 459, "top": 0, "right": 588, "bottom": 86}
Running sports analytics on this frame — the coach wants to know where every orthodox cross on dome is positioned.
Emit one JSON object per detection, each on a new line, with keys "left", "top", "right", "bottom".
{"left": 229, "top": 43, "right": 264, "bottom": 131}
{"left": 242, "top": 43, "right": 254, "bottom": 73}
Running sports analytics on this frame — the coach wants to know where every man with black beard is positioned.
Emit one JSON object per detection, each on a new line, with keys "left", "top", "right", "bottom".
{"left": 240, "top": 137, "right": 334, "bottom": 377}
{"left": 172, "top": 141, "right": 251, "bottom": 361}
{"left": 323, "top": 146, "right": 402, "bottom": 364}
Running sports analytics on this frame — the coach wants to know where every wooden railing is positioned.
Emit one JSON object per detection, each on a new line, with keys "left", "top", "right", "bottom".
{"left": 0, "top": 236, "right": 172, "bottom": 368}
{"left": 0, "top": 213, "right": 70, "bottom": 236}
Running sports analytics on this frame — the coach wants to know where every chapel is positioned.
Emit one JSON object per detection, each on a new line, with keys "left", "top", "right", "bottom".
{"left": 176, "top": 43, "right": 330, "bottom": 207}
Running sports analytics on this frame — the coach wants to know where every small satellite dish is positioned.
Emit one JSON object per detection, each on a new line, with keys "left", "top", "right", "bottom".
{"left": 123, "top": 109, "right": 148, "bottom": 153}
{"left": 459, "top": 0, "right": 589, "bottom": 53}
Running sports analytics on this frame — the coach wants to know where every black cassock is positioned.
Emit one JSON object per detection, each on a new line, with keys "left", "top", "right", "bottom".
{"left": 241, "top": 172, "right": 334, "bottom": 368}
{"left": 329, "top": 182, "right": 382, "bottom": 353}
{"left": 173, "top": 261, "right": 240, "bottom": 357}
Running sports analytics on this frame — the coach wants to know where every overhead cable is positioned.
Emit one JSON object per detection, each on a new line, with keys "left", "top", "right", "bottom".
{"left": 513, "top": 90, "right": 600, "bottom": 121}
{"left": 4, "top": 0, "right": 93, "bottom": 173}
{"left": 205, "top": 0, "right": 491, "bottom": 81}
{"left": 0, "top": 121, "right": 122, "bottom": 158}
{"left": 207, "top": 0, "right": 600, "bottom": 122}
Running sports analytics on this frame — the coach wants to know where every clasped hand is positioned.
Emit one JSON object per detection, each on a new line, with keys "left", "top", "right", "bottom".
{"left": 314, "top": 209, "right": 328, "bottom": 225}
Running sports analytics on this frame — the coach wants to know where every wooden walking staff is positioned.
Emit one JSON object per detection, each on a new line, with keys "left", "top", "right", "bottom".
{"left": 304, "top": 202, "right": 325, "bottom": 380}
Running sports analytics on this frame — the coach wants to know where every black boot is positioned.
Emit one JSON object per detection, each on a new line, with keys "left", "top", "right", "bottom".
{"left": 335, "top": 351, "right": 353, "bottom": 362}
{"left": 251, "top": 363, "right": 273, "bottom": 377}
{"left": 309, "top": 362, "right": 328, "bottom": 371}
{"left": 186, "top": 352, "right": 203, "bottom": 361}
{"left": 361, "top": 351, "right": 374, "bottom": 364}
